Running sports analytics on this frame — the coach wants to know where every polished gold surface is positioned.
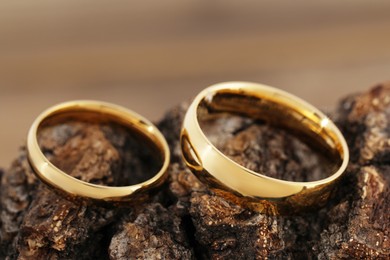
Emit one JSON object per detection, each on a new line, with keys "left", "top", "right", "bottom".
{"left": 27, "top": 100, "right": 170, "bottom": 203}
{"left": 181, "top": 82, "right": 349, "bottom": 214}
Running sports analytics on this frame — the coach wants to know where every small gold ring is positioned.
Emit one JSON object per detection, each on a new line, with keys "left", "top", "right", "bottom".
{"left": 180, "top": 82, "right": 349, "bottom": 214}
{"left": 27, "top": 100, "right": 170, "bottom": 203}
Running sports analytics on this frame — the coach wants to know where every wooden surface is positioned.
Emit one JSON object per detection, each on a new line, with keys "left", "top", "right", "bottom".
{"left": 1, "top": 0, "right": 390, "bottom": 166}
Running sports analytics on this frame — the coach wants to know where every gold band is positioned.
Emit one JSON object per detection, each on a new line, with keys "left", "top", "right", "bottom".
{"left": 27, "top": 100, "right": 170, "bottom": 203}
{"left": 180, "top": 82, "right": 349, "bottom": 214}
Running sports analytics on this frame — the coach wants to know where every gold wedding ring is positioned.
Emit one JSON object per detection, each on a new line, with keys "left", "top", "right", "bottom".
{"left": 27, "top": 100, "right": 170, "bottom": 203}
{"left": 181, "top": 82, "right": 349, "bottom": 214}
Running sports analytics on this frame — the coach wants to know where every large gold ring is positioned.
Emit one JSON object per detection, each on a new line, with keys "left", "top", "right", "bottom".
{"left": 180, "top": 82, "right": 349, "bottom": 214}
{"left": 27, "top": 100, "right": 170, "bottom": 203}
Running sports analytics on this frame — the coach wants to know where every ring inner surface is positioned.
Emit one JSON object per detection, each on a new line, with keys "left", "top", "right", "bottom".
{"left": 197, "top": 90, "right": 343, "bottom": 182}
{"left": 37, "top": 111, "right": 164, "bottom": 186}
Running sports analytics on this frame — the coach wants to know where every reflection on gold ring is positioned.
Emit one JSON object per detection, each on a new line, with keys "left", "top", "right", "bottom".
{"left": 180, "top": 82, "right": 349, "bottom": 215}
{"left": 27, "top": 100, "right": 170, "bottom": 204}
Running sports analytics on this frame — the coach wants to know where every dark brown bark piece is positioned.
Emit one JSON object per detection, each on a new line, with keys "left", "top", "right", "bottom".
{"left": 163, "top": 84, "right": 390, "bottom": 259}
{"left": 1, "top": 84, "right": 389, "bottom": 259}
{"left": 108, "top": 203, "right": 193, "bottom": 259}
{"left": 314, "top": 84, "right": 390, "bottom": 259}
{"left": 0, "top": 151, "right": 36, "bottom": 258}
{"left": 0, "top": 121, "right": 193, "bottom": 259}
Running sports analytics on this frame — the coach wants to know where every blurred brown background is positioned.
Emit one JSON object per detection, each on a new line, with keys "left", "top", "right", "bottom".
{"left": 1, "top": 0, "right": 390, "bottom": 167}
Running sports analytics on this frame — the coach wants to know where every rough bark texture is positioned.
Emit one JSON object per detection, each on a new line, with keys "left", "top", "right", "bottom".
{"left": 1, "top": 84, "right": 389, "bottom": 259}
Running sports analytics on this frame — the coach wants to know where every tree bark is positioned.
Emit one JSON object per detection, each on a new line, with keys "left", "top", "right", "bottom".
{"left": 1, "top": 84, "right": 389, "bottom": 259}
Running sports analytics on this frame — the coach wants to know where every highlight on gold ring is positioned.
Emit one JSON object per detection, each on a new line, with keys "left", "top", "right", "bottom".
{"left": 27, "top": 100, "right": 170, "bottom": 203}
{"left": 180, "top": 82, "right": 349, "bottom": 214}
